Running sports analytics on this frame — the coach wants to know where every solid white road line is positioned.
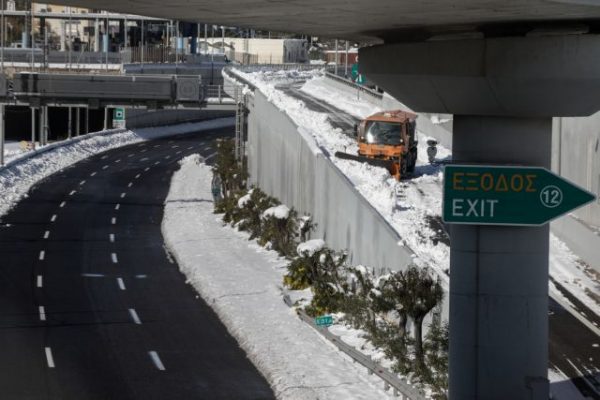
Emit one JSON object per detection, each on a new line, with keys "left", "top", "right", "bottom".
{"left": 37, "top": 275, "right": 43, "bottom": 288}
{"left": 149, "top": 351, "right": 166, "bottom": 371}
{"left": 43, "top": 231, "right": 50, "bottom": 240}
{"left": 39, "top": 306, "right": 46, "bottom": 321}
{"left": 45, "top": 347, "right": 55, "bottom": 368}
{"left": 117, "top": 278, "right": 126, "bottom": 290}
{"left": 111, "top": 253, "right": 118, "bottom": 264}
{"left": 39, "top": 251, "right": 45, "bottom": 261}
{"left": 128, "top": 309, "right": 142, "bottom": 325}
{"left": 111, "top": 218, "right": 117, "bottom": 225}
{"left": 51, "top": 215, "right": 57, "bottom": 222}
{"left": 109, "top": 234, "right": 115, "bottom": 243}
{"left": 59, "top": 202, "right": 66, "bottom": 208}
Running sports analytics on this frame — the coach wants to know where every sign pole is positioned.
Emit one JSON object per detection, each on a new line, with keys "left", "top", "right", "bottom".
{"left": 448, "top": 116, "right": 553, "bottom": 399}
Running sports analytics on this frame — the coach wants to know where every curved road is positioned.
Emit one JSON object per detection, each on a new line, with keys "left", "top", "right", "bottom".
{"left": 0, "top": 127, "right": 275, "bottom": 399}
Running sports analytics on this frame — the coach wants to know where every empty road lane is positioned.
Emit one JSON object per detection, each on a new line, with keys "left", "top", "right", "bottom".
{"left": 0, "top": 126, "right": 274, "bottom": 400}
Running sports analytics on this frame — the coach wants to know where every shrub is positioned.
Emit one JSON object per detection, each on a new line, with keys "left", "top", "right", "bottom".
{"left": 259, "top": 205, "right": 299, "bottom": 258}
{"left": 236, "top": 188, "right": 279, "bottom": 239}
{"left": 212, "top": 139, "right": 248, "bottom": 210}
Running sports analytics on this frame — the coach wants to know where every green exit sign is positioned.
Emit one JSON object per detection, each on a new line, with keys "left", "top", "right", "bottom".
{"left": 443, "top": 165, "right": 596, "bottom": 226}
{"left": 315, "top": 315, "right": 333, "bottom": 327}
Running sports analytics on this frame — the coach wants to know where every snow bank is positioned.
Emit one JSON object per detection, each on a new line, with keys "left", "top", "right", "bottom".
{"left": 0, "top": 118, "right": 234, "bottom": 219}
{"left": 297, "top": 239, "right": 326, "bottom": 257}
{"left": 262, "top": 205, "right": 291, "bottom": 220}
{"left": 162, "top": 157, "right": 398, "bottom": 400}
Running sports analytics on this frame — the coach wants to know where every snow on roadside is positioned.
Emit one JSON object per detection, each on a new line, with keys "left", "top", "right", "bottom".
{"left": 233, "top": 68, "right": 451, "bottom": 284}
{"left": 162, "top": 156, "right": 399, "bottom": 400}
{"left": 0, "top": 118, "right": 234, "bottom": 219}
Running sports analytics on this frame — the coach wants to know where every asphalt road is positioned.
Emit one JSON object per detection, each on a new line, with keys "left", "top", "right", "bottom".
{"left": 0, "top": 127, "right": 275, "bottom": 400}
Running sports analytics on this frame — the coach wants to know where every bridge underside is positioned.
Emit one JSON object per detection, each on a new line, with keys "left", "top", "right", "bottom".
{"left": 47, "top": 0, "right": 600, "bottom": 42}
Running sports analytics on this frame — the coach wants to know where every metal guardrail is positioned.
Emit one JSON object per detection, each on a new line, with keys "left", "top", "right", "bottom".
{"left": 283, "top": 295, "right": 427, "bottom": 400}
{"left": 324, "top": 71, "right": 384, "bottom": 101}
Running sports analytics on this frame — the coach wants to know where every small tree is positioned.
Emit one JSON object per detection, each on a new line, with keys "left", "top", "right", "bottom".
{"left": 236, "top": 189, "right": 279, "bottom": 239}
{"left": 259, "top": 205, "right": 299, "bottom": 258}
{"left": 423, "top": 313, "right": 449, "bottom": 399}
{"left": 212, "top": 139, "right": 248, "bottom": 201}
{"left": 400, "top": 266, "right": 445, "bottom": 371}
{"left": 305, "top": 249, "right": 348, "bottom": 316}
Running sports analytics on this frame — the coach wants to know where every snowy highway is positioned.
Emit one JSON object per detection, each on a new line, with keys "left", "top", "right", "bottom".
{"left": 0, "top": 128, "right": 274, "bottom": 399}
{"left": 268, "top": 73, "right": 600, "bottom": 399}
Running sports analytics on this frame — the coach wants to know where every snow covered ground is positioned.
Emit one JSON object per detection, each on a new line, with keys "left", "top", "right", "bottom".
{"left": 233, "top": 69, "right": 600, "bottom": 321}
{"left": 0, "top": 118, "right": 234, "bottom": 219}
{"left": 162, "top": 155, "right": 399, "bottom": 400}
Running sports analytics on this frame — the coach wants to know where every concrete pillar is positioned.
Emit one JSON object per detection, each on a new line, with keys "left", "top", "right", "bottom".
{"left": 94, "top": 18, "right": 100, "bottom": 52}
{"left": 67, "top": 107, "right": 72, "bottom": 139}
{"left": 30, "top": 107, "right": 36, "bottom": 149}
{"left": 60, "top": 20, "right": 66, "bottom": 52}
{"left": 85, "top": 108, "right": 89, "bottom": 134}
{"left": 450, "top": 116, "right": 551, "bottom": 400}
{"left": 359, "top": 34, "right": 600, "bottom": 400}
{"left": 75, "top": 108, "right": 80, "bottom": 136}
{"left": 0, "top": 104, "right": 4, "bottom": 166}
{"left": 38, "top": 106, "right": 44, "bottom": 146}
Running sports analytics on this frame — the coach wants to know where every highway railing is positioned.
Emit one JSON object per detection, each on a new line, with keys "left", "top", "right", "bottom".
{"left": 324, "top": 71, "right": 384, "bottom": 101}
{"left": 283, "top": 294, "right": 427, "bottom": 400}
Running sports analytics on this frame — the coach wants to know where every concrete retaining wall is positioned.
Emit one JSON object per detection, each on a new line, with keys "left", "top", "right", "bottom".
{"left": 247, "top": 90, "right": 415, "bottom": 272}
{"left": 126, "top": 109, "right": 234, "bottom": 129}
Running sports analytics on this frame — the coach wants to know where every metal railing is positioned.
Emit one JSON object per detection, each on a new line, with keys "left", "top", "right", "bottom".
{"left": 283, "top": 295, "right": 427, "bottom": 400}
{"left": 325, "top": 71, "right": 384, "bottom": 101}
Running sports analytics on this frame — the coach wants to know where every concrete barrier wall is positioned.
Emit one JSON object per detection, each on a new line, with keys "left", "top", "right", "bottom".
{"left": 248, "top": 90, "right": 415, "bottom": 272}
{"left": 126, "top": 109, "right": 234, "bottom": 129}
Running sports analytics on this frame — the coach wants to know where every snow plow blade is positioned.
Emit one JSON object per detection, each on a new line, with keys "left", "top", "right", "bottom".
{"left": 334, "top": 151, "right": 396, "bottom": 170}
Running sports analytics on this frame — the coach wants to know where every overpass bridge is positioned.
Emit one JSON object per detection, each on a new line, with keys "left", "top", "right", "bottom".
{"left": 12, "top": 1, "right": 600, "bottom": 399}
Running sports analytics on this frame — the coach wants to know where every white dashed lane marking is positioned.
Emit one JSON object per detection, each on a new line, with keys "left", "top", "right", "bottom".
{"left": 69, "top": 190, "right": 76, "bottom": 196}
{"left": 39, "top": 306, "right": 46, "bottom": 321}
{"left": 39, "top": 251, "right": 45, "bottom": 261}
{"left": 102, "top": 165, "right": 109, "bottom": 170}
{"left": 135, "top": 174, "right": 141, "bottom": 179}
{"left": 111, "top": 253, "right": 118, "bottom": 264}
{"left": 115, "top": 204, "right": 121, "bottom": 211}
{"left": 129, "top": 309, "right": 142, "bottom": 325}
{"left": 43, "top": 231, "right": 50, "bottom": 240}
{"left": 128, "top": 182, "right": 133, "bottom": 188}
{"left": 82, "top": 273, "right": 105, "bottom": 278}
{"left": 144, "top": 167, "right": 150, "bottom": 172}
{"left": 149, "top": 351, "right": 166, "bottom": 371}
{"left": 90, "top": 172, "right": 97, "bottom": 177}
{"left": 109, "top": 234, "right": 115, "bottom": 243}
{"left": 37, "top": 275, "right": 43, "bottom": 288}
{"left": 51, "top": 215, "right": 57, "bottom": 222}
{"left": 59, "top": 202, "right": 66, "bottom": 208}
{"left": 117, "top": 278, "right": 126, "bottom": 291}
{"left": 120, "top": 193, "right": 126, "bottom": 199}
{"left": 79, "top": 180, "right": 86, "bottom": 186}
{"left": 111, "top": 218, "right": 117, "bottom": 225}
{"left": 45, "top": 347, "right": 55, "bottom": 368}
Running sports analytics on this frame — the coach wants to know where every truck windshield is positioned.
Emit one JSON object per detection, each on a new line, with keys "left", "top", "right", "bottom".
{"left": 364, "top": 121, "right": 402, "bottom": 145}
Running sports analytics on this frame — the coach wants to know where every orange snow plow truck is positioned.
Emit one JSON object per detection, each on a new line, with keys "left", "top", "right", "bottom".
{"left": 335, "top": 110, "right": 418, "bottom": 180}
